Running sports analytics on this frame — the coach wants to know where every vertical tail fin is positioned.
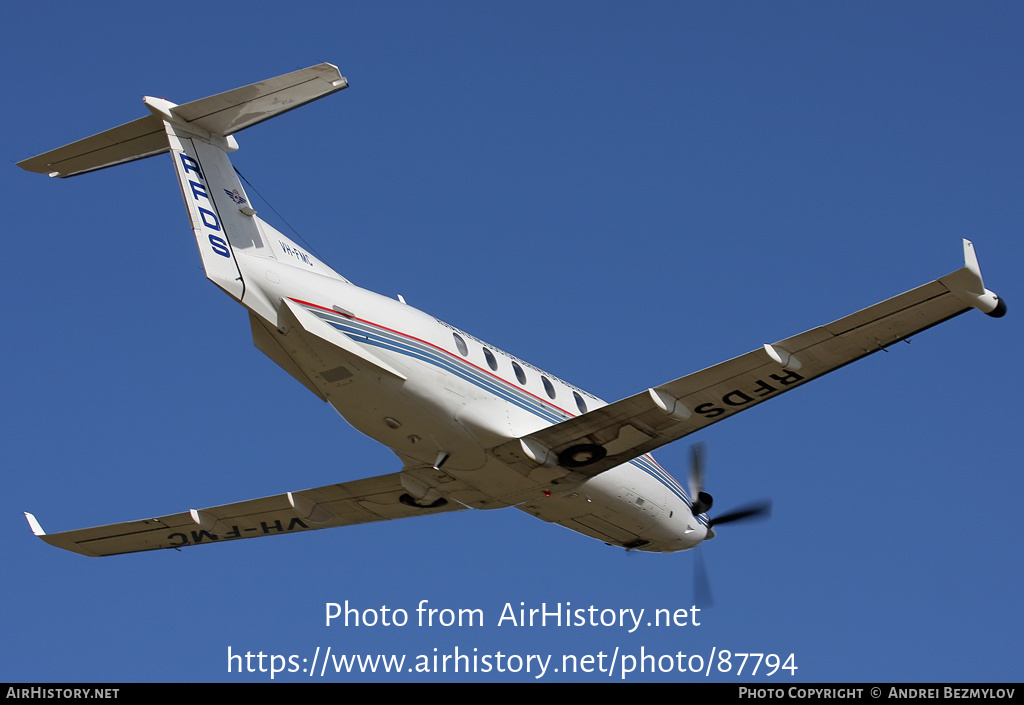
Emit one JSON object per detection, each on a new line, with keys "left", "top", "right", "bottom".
{"left": 164, "top": 122, "right": 251, "bottom": 299}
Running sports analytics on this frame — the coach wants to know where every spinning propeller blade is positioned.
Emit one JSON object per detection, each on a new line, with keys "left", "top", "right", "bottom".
{"left": 708, "top": 501, "right": 772, "bottom": 527}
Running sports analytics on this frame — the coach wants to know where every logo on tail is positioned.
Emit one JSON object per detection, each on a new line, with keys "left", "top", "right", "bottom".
{"left": 224, "top": 188, "right": 248, "bottom": 206}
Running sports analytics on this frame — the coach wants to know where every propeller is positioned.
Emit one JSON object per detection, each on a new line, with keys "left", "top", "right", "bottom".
{"left": 687, "top": 442, "right": 771, "bottom": 528}
{"left": 688, "top": 443, "right": 714, "bottom": 515}
{"left": 686, "top": 443, "right": 772, "bottom": 606}
{"left": 693, "top": 546, "right": 714, "bottom": 607}
{"left": 708, "top": 501, "right": 772, "bottom": 527}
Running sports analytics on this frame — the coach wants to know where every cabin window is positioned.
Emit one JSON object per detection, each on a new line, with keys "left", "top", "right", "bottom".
{"left": 512, "top": 361, "right": 527, "bottom": 385}
{"left": 542, "top": 376, "right": 556, "bottom": 399}
{"left": 453, "top": 333, "right": 468, "bottom": 357}
{"left": 573, "top": 391, "right": 587, "bottom": 414}
{"left": 483, "top": 347, "right": 498, "bottom": 371}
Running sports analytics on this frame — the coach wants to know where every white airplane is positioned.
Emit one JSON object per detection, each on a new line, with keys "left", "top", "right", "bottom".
{"left": 19, "top": 64, "right": 1005, "bottom": 558}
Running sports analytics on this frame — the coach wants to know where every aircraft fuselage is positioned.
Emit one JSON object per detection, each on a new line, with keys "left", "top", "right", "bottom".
{"left": 239, "top": 244, "right": 706, "bottom": 553}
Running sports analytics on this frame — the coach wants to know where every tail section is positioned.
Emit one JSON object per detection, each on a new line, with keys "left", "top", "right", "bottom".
{"left": 17, "top": 63, "right": 347, "bottom": 178}
{"left": 165, "top": 123, "right": 251, "bottom": 299}
{"left": 18, "top": 63, "right": 349, "bottom": 301}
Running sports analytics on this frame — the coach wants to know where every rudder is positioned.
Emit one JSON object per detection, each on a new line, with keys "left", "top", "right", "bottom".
{"left": 165, "top": 125, "right": 251, "bottom": 300}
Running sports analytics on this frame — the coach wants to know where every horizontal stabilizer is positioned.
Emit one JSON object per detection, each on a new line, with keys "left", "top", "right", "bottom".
{"left": 162, "top": 63, "right": 347, "bottom": 136}
{"left": 17, "top": 115, "right": 167, "bottom": 178}
{"left": 18, "top": 63, "right": 347, "bottom": 178}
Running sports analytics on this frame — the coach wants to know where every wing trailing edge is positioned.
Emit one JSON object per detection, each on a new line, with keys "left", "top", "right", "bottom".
{"left": 494, "top": 239, "right": 1005, "bottom": 480}
{"left": 24, "top": 473, "right": 466, "bottom": 557}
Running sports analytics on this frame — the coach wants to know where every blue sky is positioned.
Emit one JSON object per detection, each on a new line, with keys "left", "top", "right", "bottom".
{"left": 3, "top": 2, "right": 1021, "bottom": 683}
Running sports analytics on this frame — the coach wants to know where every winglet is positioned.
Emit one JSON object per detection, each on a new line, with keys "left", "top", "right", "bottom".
{"left": 24, "top": 512, "right": 46, "bottom": 537}
{"left": 23, "top": 512, "right": 101, "bottom": 556}
{"left": 962, "top": 239, "right": 984, "bottom": 280}
{"left": 938, "top": 239, "right": 1006, "bottom": 318}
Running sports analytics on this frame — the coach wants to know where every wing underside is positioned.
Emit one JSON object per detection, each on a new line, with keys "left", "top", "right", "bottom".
{"left": 494, "top": 240, "right": 1004, "bottom": 480}
{"left": 26, "top": 472, "right": 465, "bottom": 557}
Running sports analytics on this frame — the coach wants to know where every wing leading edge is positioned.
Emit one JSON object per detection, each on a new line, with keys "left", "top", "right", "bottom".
{"left": 494, "top": 239, "right": 1004, "bottom": 479}
{"left": 25, "top": 473, "right": 465, "bottom": 557}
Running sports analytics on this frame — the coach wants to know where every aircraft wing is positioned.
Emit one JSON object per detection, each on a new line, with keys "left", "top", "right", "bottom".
{"left": 492, "top": 240, "right": 1005, "bottom": 479}
{"left": 25, "top": 472, "right": 465, "bottom": 557}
